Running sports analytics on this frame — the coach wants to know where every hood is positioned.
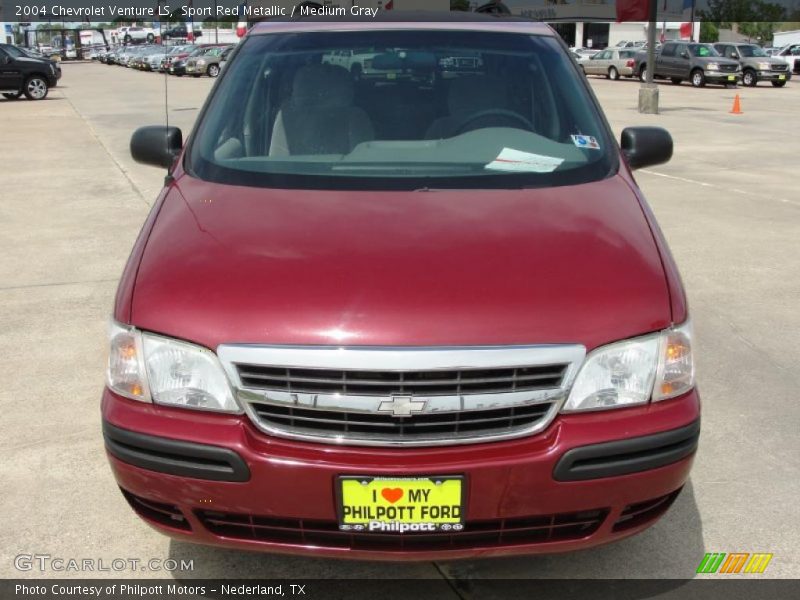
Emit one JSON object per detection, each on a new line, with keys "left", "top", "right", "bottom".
{"left": 699, "top": 56, "right": 740, "bottom": 66}
{"left": 130, "top": 174, "right": 672, "bottom": 351}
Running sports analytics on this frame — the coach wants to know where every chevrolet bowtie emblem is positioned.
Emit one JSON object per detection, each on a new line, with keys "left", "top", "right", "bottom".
{"left": 377, "top": 396, "right": 426, "bottom": 417}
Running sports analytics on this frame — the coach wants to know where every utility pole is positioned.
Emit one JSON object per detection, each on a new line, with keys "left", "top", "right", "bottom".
{"left": 638, "top": 0, "right": 659, "bottom": 114}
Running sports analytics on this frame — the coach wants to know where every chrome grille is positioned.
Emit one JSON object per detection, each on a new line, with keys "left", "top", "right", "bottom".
{"left": 237, "top": 364, "right": 567, "bottom": 396}
{"left": 217, "top": 345, "right": 585, "bottom": 447}
{"left": 719, "top": 64, "right": 738, "bottom": 72}
{"left": 252, "top": 402, "right": 553, "bottom": 438}
{"left": 771, "top": 64, "right": 788, "bottom": 72}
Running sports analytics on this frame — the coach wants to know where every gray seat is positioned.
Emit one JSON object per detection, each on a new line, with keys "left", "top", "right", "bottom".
{"left": 425, "top": 75, "right": 510, "bottom": 140}
{"left": 270, "top": 64, "right": 374, "bottom": 156}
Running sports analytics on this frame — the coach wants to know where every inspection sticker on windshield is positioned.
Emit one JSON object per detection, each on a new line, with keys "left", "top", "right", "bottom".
{"left": 571, "top": 135, "right": 601, "bottom": 150}
{"left": 486, "top": 148, "right": 564, "bottom": 173}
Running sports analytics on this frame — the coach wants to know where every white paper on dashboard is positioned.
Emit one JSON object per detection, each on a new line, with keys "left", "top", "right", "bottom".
{"left": 485, "top": 148, "right": 564, "bottom": 173}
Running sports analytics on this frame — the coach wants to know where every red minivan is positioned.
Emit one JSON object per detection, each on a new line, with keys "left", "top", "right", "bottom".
{"left": 104, "top": 15, "right": 699, "bottom": 560}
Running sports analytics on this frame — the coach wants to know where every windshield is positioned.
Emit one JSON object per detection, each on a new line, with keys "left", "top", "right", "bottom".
{"left": 739, "top": 45, "right": 767, "bottom": 57}
{"left": 4, "top": 45, "right": 24, "bottom": 58}
{"left": 689, "top": 44, "right": 720, "bottom": 57}
{"left": 189, "top": 30, "right": 616, "bottom": 191}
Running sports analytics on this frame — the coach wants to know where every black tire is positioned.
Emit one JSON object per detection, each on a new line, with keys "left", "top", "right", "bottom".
{"left": 608, "top": 66, "right": 620, "bottom": 80}
{"left": 23, "top": 75, "right": 49, "bottom": 100}
{"left": 207, "top": 64, "right": 220, "bottom": 78}
{"left": 771, "top": 80, "right": 787, "bottom": 87}
{"left": 671, "top": 77, "right": 682, "bottom": 85}
{"left": 690, "top": 69, "right": 706, "bottom": 88}
{"left": 3, "top": 90, "right": 23, "bottom": 100}
{"left": 638, "top": 66, "right": 647, "bottom": 82}
{"left": 742, "top": 69, "right": 757, "bottom": 87}
{"left": 146, "top": 33, "right": 154, "bottom": 43}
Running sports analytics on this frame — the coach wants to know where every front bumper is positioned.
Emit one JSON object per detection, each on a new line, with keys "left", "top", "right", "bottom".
{"left": 757, "top": 70, "right": 791, "bottom": 81}
{"left": 102, "top": 388, "right": 700, "bottom": 560}
{"left": 706, "top": 71, "right": 742, "bottom": 84}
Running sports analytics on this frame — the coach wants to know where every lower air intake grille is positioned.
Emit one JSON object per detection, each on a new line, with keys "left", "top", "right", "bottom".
{"left": 196, "top": 508, "right": 608, "bottom": 550}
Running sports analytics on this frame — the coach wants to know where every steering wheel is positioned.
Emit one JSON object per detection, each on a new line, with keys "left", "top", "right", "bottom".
{"left": 453, "top": 109, "right": 535, "bottom": 136}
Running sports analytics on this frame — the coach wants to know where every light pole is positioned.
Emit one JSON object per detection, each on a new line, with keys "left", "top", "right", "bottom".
{"left": 638, "top": 0, "right": 659, "bottom": 114}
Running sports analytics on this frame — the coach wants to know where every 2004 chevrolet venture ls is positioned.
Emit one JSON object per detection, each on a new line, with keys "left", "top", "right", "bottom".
{"left": 103, "top": 14, "right": 699, "bottom": 560}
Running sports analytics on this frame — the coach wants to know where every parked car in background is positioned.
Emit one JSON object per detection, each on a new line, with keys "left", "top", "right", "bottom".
{"left": 582, "top": 48, "right": 638, "bottom": 80}
{"left": 121, "top": 26, "right": 156, "bottom": 45}
{"left": 163, "top": 46, "right": 197, "bottom": 74}
{"left": 161, "top": 25, "right": 203, "bottom": 40}
{"left": 713, "top": 43, "right": 791, "bottom": 87}
{"left": 19, "top": 46, "right": 61, "bottom": 83}
{"left": 132, "top": 46, "right": 164, "bottom": 70}
{"left": 615, "top": 40, "right": 645, "bottom": 49}
{"left": 170, "top": 45, "right": 216, "bottom": 76}
{"left": 771, "top": 43, "right": 800, "bottom": 74}
{"left": 636, "top": 41, "right": 741, "bottom": 87}
{"left": 116, "top": 16, "right": 698, "bottom": 561}
{"left": 573, "top": 47, "right": 600, "bottom": 58}
{"left": 0, "top": 43, "right": 59, "bottom": 100}
{"left": 185, "top": 45, "right": 233, "bottom": 78}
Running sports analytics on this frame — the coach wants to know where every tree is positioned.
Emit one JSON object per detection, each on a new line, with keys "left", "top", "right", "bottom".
{"left": 450, "top": 0, "right": 470, "bottom": 10}
{"left": 699, "top": 21, "right": 719, "bottom": 43}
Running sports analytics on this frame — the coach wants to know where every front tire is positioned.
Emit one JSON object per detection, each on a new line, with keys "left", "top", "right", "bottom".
{"left": 742, "top": 69, "right": 757, "bottom": 87}
{"left": 3, "top": 90, "right": 23, "bottom": 100}
{"left": 146, "top": 33, "right": 155, "bottom": 43}
{"left": 608, "top": 66, "right": 620, "bottom": 80}
{"left": 772, "top": 80, "right": 787, "bottom": 87}
{"left": 691, "top": 69, "right": 706, "bottom": 88}
{"left": 23, "top": 76, "right": 48, "bottom": 100}
{"left": 638, "top": 66, "right": 647, "bottom": 82}
{"left": 207, "top": 64, "right": 220, "bottom": 78}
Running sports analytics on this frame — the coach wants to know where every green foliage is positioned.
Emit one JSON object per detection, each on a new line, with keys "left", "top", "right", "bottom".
{"left": 698, "top": 0, "right": 787, "bottom": 21}
{"left": 450, "top": 0, "right": 470, "bottom": 11}
{"left": 699, "top": 21, "right": 719, "bottom": 43}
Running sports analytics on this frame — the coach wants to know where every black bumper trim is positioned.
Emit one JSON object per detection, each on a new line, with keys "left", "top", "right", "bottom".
{"left": 553, "top": 419, "right": 700, "bottom": 482}
{"left": 103, "top": 421, "right": 250, "bottom": 482}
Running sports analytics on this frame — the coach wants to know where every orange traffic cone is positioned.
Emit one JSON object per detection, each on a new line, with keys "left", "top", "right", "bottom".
{"left": 730, "top": 94, "right": 743, "bottom": 115}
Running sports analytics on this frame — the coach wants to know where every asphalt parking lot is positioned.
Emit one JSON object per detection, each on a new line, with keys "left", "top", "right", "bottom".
{"left": 1, "top": 62, "right": 798, "bottom": 585}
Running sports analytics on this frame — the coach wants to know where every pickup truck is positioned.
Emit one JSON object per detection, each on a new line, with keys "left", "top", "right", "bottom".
{"left": 635, "top": 41, "right": 741, "bottom": 87}
{"left": 161, "top": 25, "right": 203, "bottom": 40}
{"left": 713, "top": 42, "right": 791, "bottom": 87}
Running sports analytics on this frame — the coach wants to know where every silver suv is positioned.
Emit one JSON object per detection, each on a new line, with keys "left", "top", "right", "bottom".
{"left": 714, "top": 43, "right": 791, "bottom": 87}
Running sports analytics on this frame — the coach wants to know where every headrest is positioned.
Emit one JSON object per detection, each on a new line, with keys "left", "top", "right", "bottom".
{"left": 291, "top": 64, "right": 354, "bottom": 109}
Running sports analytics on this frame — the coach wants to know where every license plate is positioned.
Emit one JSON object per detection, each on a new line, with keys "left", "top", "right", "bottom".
{"left": 779, "top": 74, "right": 786, "bottom": 80}
{"left": 727, "top": 75, "right": 736, "bottom": 81}
{"left": 338, "top": 476, "right": 464, "bottom": 533}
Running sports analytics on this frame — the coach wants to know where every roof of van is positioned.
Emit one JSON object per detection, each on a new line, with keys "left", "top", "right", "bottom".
{"left": 250, "top": 12, "right": 554, "bottom": 36}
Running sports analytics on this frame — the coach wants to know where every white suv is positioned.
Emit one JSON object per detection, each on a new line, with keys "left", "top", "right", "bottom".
{"left": 117, "top": 26, "right": 155, "bottom": 44}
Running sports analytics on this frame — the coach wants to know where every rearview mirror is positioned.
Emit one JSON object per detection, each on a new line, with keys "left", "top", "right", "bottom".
{"left": 130, "top": 126, "right": 183, "bottom": 169}
{"left": 620, "top": 127, "right": 673, "bottom": 170}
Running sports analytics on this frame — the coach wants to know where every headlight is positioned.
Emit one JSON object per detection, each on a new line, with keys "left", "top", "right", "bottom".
{"left": 563, "top": 321, "right": 694, "bottom": 412}
{"left": 106, "top": 321, "right": 239, "bottom": 413}
{"left": 757, "top": 62, "right": 771, "bottom": 70}
{"left": 706, "top": 62, "right": 720, "bottom": 71}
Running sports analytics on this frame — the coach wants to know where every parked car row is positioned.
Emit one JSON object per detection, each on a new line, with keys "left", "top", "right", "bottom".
{"left": 95, "top": 43, "right": 235, "bottom": 78}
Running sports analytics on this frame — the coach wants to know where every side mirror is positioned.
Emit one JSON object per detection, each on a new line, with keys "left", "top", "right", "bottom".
{"left": 130, "top": 126, "right": 182, "bottom": 169}
{"left": 620, "top": 127, "right": 673, "bottom": 170}
{"left": 731, "top": 53, "right": 739, "bottom": 59}
{"left": 680, "top": 51, "right": 689, "bottom": 59}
